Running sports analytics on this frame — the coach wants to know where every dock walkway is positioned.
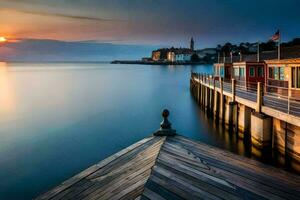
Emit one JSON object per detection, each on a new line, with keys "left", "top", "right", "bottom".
{"left": 37, "top": 110, "right": 300, "bottom": 200}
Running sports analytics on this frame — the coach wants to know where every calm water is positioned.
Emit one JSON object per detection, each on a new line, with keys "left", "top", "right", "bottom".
{"left": 0, "top": 62, "right": 293, "bottom": 200}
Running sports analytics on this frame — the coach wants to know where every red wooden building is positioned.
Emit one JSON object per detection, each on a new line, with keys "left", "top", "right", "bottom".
{"left": 232, "top": 61, "right": 266, "bottom": 87}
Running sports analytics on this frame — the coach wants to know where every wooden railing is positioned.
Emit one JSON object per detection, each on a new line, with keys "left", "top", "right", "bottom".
{"left": 191, "top": 72, "right": 300, "bottom": 117}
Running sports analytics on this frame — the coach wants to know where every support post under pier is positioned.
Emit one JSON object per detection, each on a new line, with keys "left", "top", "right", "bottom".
{"left": 219, "top": 78, "right": 224, "bottom": 123}
{"left": 213, "top": 89, "right": 219, "bottom": 120}
{"left": 238, "top": 105, "right": 251, "bottom": 139}
{"left": 251, "top": 112, "right": 273, "bottom": 149}
{"left": 229, "top": 102, "right": 238, "bottom": 133}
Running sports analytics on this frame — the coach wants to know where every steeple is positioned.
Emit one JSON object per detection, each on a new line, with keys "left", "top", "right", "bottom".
{"left": 190, "top": 37, "right": 194, "bottom": 51}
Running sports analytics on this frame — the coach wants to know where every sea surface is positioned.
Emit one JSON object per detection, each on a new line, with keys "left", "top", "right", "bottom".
{"left": 0, "top": 62, "right": 295, "bottom": 200}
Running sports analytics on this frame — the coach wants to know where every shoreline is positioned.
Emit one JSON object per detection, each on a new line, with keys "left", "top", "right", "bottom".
{"left": 111, "top": 60, "right": 210, "bottom": 65}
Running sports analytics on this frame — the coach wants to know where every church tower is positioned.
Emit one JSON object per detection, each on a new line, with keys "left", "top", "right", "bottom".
{"left": 190, "top": 37, "right": 194, "bottom": 51}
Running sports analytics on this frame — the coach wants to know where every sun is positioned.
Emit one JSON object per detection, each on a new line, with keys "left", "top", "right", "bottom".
{"left": 0, "top": 37, "right": 7, "bottom": 43}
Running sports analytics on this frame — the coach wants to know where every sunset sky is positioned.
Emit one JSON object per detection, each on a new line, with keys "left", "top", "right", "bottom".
{"left": 0, "top": 0, "right": 300, "bottom": 61}
{"left": 1, "top": 0, "right": 300, "bottom": 45}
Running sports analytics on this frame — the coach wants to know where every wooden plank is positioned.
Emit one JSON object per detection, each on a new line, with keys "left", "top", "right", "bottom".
{"left": 60, "top": 155, "right": 155, "bottom": 200}
{"left": 157, "top": 149, "right": 270, "bottom": 200}
{"left": 80, "top": 152, "right": 160, "bottom": 199}
{"left": 170, "top": 136, "right": 278, "bottom": 171}
{"left": 134, "top": 196, "right": 142, "bottom": 200}
{"left": 36, "top": 136, "right": 155, "bottom": 200}
{"left": 87, "top": 136, "right": 163, "bottom": 179}
{"left": 49, "top": 141, "right": 158, "bottom": 200}
{"left": 164, "top": 138, "right": 300, "bottom": 199}
{"left": 168, "top": 136, "right": 300, "bottom": 187}
{"left": 139, "top": 196, "right": 150, "bottom": 200}
{"left": 143, "top": 179, "right": 184, "bottom": 200}
{"left": 164, "top": 138, "right": 299, "bottom": 195}
{"left": 142, "top": 188, "right": 167, "bottom": 200}
{"left": 88, "top": 137, "right": 164, "bottom": 180}
{"left": 154, "top": 159, "right": 242, "bottom": 200}
{"left": 149, "top": 166, "right": 221, "bottom": 200}
{"left": 57, "top": 137, "right": 165, "bottom": 200}
{"left": 105, "top": 175, "right": 148, "bottom": 200}
{"left": 170, "top": 143, "right": 300, "bottom": 195}
{"left": 158, "top": 151, "right": 237, "bottom": 190}
{"left": 174, "top": 135, "right": 299, "bottom": 180}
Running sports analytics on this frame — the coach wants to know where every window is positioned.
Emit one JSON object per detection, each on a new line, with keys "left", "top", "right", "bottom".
{"left": 240, "top": 68, "right": 245, "bottom": 77}
{"left": 258, "top": 67, "right": 264, "bottom": 77}
{"left": 234, "top": 68, "right": 239, "bottom": 76}
{"left": 274, "top": 67, "right": 279, "bottom": 79}
{"left": 269, "top": 66, "right": 285, "bottom": 80}
{"left": 215, "top": 66, "right": 220, "bottom": 75}
{"left": 220, "top": 66, "right": 224, "bottom": 77}
{"left": 279, "top": 67, "right": 285, "bottom": 80}
{"left": 269, "top": 67, "right": 274, "bottom": 78}
{"left": 292, "top": 67, "right": 300, "bottom": 88}
{"left": 249, "top": 67, "right": 255, "bottom": 77}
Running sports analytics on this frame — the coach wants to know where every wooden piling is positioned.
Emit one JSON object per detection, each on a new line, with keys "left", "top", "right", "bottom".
{"left": 197, "top": 74, "right": 201, "bottom": 104}
{"left": 219, "top": 78, "right": 224, "bottom": 122}
{"left": 256, "top": 82, "right": 263, "bottom": 113}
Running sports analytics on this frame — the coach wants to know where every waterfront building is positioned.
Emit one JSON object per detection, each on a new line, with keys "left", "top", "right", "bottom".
{"left": 265, "top": 58, "right": 300, "bottom": 97}
{"left": 232, "top": 61, "right": 266, "bottom": 86}
{"left": 151, "top": 50, "right": 161, "bottom": 61}
{"left": 213, "top": 62, "right": 233, "bottom": 81}
{"left": 167, "top": 48, "right": 194, "bottom": 62}
{"left": 151, "top": 48, "right": 169, "bottom": 61}
{"left": 152, "top": 38, "right": 195, "bottom": 62}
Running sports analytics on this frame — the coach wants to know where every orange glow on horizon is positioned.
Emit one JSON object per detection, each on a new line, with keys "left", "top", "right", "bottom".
{"left": 0, "top": 37, "right": 7, "bottom": 43}
{"left": 0, "top": 36, "right": 21, "bottom": 43}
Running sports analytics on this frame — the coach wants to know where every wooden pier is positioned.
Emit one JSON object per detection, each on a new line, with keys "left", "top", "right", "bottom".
{"left": 190, "top": 72, "right": 300, "bottom": 168}
{"left": 37, "top": 110, "right": 300, "bottom": 200}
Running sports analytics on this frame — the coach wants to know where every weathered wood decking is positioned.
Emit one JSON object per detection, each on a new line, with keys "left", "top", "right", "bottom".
{"left": 37, "top": 135, "right": 300, "bottom": 200}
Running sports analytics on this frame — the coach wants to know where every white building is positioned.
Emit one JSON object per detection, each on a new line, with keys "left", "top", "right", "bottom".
{"left": 167, "top": 48, "right": 193, "bottom": 62}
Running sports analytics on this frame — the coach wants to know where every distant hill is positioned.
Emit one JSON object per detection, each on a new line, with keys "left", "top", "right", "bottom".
{"left": 0, "top": 39, "right": 159, "bottom": 62}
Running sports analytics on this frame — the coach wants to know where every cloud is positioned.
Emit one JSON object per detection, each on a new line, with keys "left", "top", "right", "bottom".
{"left": 0, "top": 0, "right": 122, "bottom": 22}
{"left": 13, "top": 9, "right": 121, "bottom": 22}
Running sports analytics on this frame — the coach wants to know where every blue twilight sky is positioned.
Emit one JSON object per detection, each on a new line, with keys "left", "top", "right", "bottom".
{"left": 0, "top": 0, "right": 299, "bottom": 60}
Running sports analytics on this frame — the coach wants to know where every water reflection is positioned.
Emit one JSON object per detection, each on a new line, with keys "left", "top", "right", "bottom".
{"left": 0, "top": 62, "right": 16, "bottom": 115}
